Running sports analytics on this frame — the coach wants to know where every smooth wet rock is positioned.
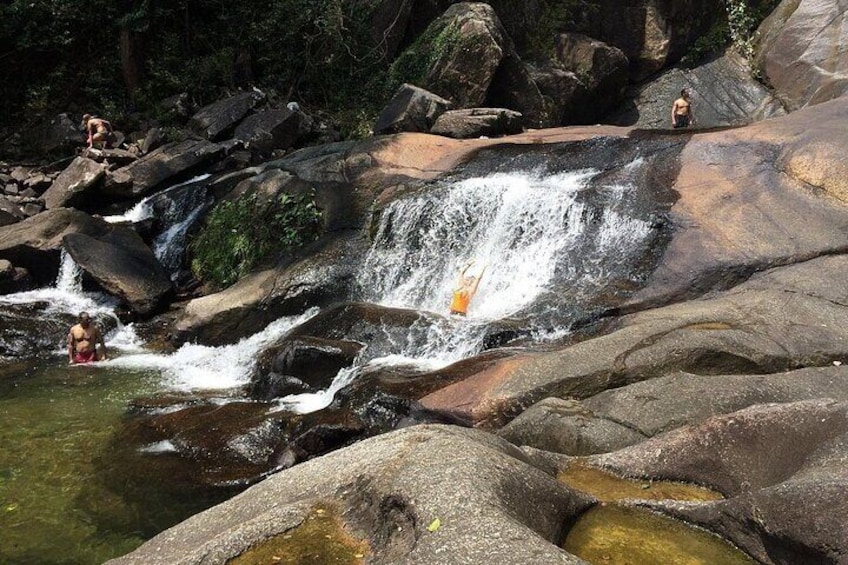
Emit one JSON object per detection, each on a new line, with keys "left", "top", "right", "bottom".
{"left": 607, "top": 49, "right": 786, "bottom": 128}
{"left": 0, "top": 208, "right": 112, "bottom": 285}
{"left": 174, "top": 234, "right": 365, "bottom": 345}
{"left": 106, "top": 425, "right": 592, "bottom": 565}
{"left": 63, "top": 228, "right": 174, "bottom": 317}
{"left": 250, "top": 336, "right": 364, "bottom": 399}
{"left": 754, "top": 0, "right": 848, "bottom": 110}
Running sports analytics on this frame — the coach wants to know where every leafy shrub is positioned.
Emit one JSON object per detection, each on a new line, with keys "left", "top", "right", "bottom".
{"left": 190, "top": 191, "right": 322, "bottom": 288}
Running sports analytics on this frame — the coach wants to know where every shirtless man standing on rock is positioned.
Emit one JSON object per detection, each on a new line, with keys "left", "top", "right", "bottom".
{"left": 68, "top": 312, "right": 107, "bottom": 364}
{"left": 671, "top": 88, "right": 695, "bottom": 129}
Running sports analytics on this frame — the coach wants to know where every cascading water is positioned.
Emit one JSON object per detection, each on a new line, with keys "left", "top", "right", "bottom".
{"left": 355, "top": 164, "right": 655, "bottom": 366}
{"left": 104, "top": 173, "right": 212, "bottom": 278}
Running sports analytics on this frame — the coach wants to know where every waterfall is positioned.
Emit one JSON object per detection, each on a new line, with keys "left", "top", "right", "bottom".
{"left": 104, "top": 173, "right": 212, "bottom": 278}
{"left": 355, "top": 165, "right": 655, "bottom": 366}
{"left": 108, "top": 309, "right": 318, "bottom": 391}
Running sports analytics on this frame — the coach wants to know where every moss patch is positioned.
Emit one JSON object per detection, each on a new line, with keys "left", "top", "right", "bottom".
{"left": 229, "top": 505, "right": 368, "bottom": 565}
{"left": 559, "top": 461, "right": 723, "bottom": 503}
{"left": 563, "top": 505, "right": 757, "bottom": 565}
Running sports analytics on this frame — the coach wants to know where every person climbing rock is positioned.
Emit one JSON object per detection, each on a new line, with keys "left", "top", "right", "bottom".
{"left": 81, "top": 113, "right": 115, "bottom": 149}
{"left": 68, "top": 311, "right": 107, "bottom": 364}
{"left": 671, "top": 88, "right": 695, "bottom": 129}
{"left": 450, "top": 260, "right": 487, "bottom": 317}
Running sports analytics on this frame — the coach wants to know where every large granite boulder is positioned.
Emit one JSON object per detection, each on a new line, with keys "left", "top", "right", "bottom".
{"left": 232, "top": 108, "right": 313, "bottom": 157}
{"left": 554, "top": 32, "right": 628, "bottom": 120}
{"left": 586, "top": 399, "right": 848, "bottom": 564}
{"left": 430, "top": 107, "right": 523, "bottom": 138}
{"left": 420, "top": 254, "right": 848, "bottom": 427}
{"left": 41, "top": 156, "right": 109, "bottom": 210}
{"left": 188, "top": 90, "right": 267, "bottom": 141}
{"left": 526, "top": 63, "right": 588, "bottom": 126}
{"left": 24, "top": 112, "right": 85, "bottom": 156}
{"left": 607, "top": 49, "right": 786, "bottom": 128}
{"left": 107, "top": 425, "right": 592, "bottom": 565}
{"left": 63, "top": 228, "right": 174, "bottom": 317}
{"left": 374, "top": 83, "right": 453, "bottom": 135}
{"left": 754, "top": 0, "right": 848, "bottom": 110}
{"left": 104, "top": 139, "right": 230, "bottom": 198}
{"left": 0, "top": 208, "right": 112, "bottom": 285}
{"left": 391, "top": 3, "right": 509, "bottom": 108}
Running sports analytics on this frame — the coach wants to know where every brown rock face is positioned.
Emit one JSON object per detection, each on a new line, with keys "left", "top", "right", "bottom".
{"left": 755, "top": 0, "right": 848, "bottom": 110}
{"left": 41, "top": 156, "right": 108, "bottom": 210}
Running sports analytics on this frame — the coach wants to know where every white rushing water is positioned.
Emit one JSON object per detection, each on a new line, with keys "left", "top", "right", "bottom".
{"left": 354, "top": 167, "right": 653, "bottom": 368}
{"left": 2, "top": 165, "right": 655, "bottom": 415}
{"left": 107, "top": 309, "right": 318, "bottom": 391}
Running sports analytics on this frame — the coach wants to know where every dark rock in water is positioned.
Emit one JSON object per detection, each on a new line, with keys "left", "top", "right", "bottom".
{"left": 250, "top": 336, "right": 364, "bottom": 400}
{"left": 430, "top": 108, "right": 523, "bottom": 138}
{"left": 188, "top": 90, "right": 267, "bottom": 141}
{"left": 0, "top": 303, "right": 77, "bottom": 358}
{"left": 374, "top": 83, "right": 453, "bottom": 135}
{"left": 110, "top": 399, "right": 286, "bottom": 488}
{"left": 0, "top": 208, "right": 112, "bottom": 286}
{"left": 0, "top": 259, "right": 33, "bottom": 295}
{"left": 251, "top": 373, "right": 313, "bottom": 400}
{"left": 41, "top": 156, "right": 109, "bottom": 210}
{"left": 286, "top": 302, "right": 434, "bottom": 359}
{"left": 63, "top": 227, "right": 174, "bottom": 317}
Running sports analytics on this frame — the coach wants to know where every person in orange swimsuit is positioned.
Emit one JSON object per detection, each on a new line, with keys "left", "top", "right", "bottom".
{"left": 450, "top": 260, "right": 487, "bottom": 317}
{"left": 68, "top": 311, "right": 107, "bottom": 364}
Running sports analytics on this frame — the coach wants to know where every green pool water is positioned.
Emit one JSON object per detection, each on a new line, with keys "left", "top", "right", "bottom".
{"left": 0, "top": 358, "right": 229, "bottom": 565}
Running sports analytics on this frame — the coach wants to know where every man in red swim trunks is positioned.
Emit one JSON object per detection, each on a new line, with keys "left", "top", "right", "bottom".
{"left": 68, "top": 311, "right": 107, "bottom": 364}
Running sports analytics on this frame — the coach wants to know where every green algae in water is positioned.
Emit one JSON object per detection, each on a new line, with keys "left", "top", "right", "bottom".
{"left": 0, "top": 358, "right": 230, "bottom": 565}
{"left": 559, "top": 462, "right": 723, "bottom": 503}
{"left": 228, "top": 505, "right": 368, "bottom": 565}
{"left": 563, "top": 505, "right": 757, "bottom": 565}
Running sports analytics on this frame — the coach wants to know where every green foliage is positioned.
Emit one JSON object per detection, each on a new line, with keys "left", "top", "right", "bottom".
{"left": 683, "top": 0, "right": 782, "bottom": 66}
{"left": 387, "top": 20, "right": 461, "bottom": 92}
{"left": 190, "top": 191, "right": 322, "bottom": 288}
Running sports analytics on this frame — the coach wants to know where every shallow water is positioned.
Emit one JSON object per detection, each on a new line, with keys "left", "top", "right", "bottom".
{"left": 0, "top": 358, "right": 229, "bottom": 565}
{"left": 563, "top": 505, "right": 757, "bottom": 565}
{"left": 559, "top": 462, "right": 723, "bottom": 503}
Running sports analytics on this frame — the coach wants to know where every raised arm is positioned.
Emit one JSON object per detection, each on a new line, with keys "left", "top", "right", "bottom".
{"left": 469, "top": 263, "right": 487, "bottom": 295}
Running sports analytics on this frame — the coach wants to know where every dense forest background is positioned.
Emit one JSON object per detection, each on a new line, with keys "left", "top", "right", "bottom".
{"left": 0, "top": 0, "right": 778, "bottom": 152}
